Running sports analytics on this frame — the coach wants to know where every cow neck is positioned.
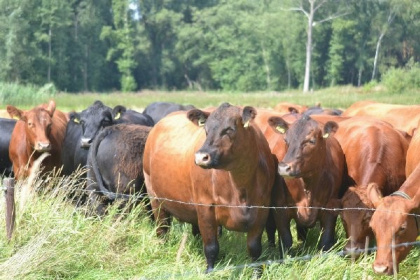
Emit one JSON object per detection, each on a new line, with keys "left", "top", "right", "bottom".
{"left": 390, "top": 191, "right": 420, "bottom": 235}
{"left": 228, "top": 129, "right": 260, "bottom": 192}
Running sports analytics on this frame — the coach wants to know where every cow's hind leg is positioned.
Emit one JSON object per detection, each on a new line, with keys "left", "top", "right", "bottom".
{"left": 151, "top": 199, "right": 172, "bottom": 237}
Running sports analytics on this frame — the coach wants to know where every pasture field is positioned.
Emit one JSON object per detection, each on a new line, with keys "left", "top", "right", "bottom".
{"left": 0, "top": 86, "right": 420, "bottom": 279}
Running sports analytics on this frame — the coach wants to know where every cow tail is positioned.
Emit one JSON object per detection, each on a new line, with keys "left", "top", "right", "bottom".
{"left": 88, "top": 128, "right": 119, "bottom": 200}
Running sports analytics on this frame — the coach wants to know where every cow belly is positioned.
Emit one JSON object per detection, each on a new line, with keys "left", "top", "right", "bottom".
{"left": 216, "top": 208, "right": 260, "bottom": 232}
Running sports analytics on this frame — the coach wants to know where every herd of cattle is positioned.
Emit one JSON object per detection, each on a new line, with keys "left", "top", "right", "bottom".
{"left": 0, "top": 99, "right": 419, "bottom": 275}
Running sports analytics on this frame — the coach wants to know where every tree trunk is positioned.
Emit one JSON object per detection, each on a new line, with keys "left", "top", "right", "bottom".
{"left": 303, "top": 2, "right": 314, "bottom": 93}
{"left": 48, "top": 27, "right": 52, "bottom": 83}
{"left": 371, "top": 32, "right": 384, "bottom": 81}
{"left": 261, "top": 44, "right": 272, "bottom": 90}
{"left": 357, "top": 66, "right": 363, "bottom": 87}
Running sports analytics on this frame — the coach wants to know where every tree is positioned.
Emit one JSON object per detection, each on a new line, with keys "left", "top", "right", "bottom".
{"left": 283, "top": 0, "right": 349, "bottom": 92}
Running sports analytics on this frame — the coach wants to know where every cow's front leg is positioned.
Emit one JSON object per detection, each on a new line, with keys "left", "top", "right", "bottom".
{"left": 319, "top": 211, "right": 337, "bottom": 251}
{"left": 197, "top": 208, "right": 219, "bottom": 273}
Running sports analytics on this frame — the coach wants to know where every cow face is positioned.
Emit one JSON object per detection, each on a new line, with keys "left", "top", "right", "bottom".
{"left": 269, "top": 115, "right": 337, "bottom": 178}
{"left": 70, "top": 101, "right": 113, "bottom": 148}
{"left": 340, "top": 186, "right": 375, "bottom": 256}
{"left": 188, "top": 103, "right": 256, "bottom": 170}
{"left": 368, "top": 184, "right": 419, "bottom": 275}
{"left": 7, "top": 100, "right": 56, "bottom": 152}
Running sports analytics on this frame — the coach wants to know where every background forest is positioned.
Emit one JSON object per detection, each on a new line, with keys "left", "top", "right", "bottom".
{"left": 0, "top": 0, "right": 419, "bottom": 93}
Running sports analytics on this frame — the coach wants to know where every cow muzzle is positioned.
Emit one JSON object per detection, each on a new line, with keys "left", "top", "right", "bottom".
{"left": 278, "top": 162, "right": 298, "bottom": 177}
{"left": 373, "top": 263, "right": 393, "bottom": 275}
{"left": 36, "top": 142, "right": 51, "bottom": 152}
{"left": 195, "top": 152, "right": 212, "bottom": 168}
{"left": 80, "top": 137, "right": 92, "bottom": 148}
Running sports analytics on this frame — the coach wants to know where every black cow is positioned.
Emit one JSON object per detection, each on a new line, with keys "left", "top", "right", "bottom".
{"left": 86, "top": 124, "right": 152, "bottom": 215}
{"left": 142, "top": 101, "right": 195, "bottom": 124}
{"left": 112, "top": 105, "right": 154, "bottom": 126}
{"left": 0, "top": 118, "right": 17, "bottom": 177}
{"left": 61, "top": 100, "right": 154, "bottom": 176}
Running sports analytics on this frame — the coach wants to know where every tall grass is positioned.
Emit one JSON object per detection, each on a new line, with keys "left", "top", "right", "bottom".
{"left": 0, "top": 83, "right": 57, "bottom": 107}
{"left": 0, "top": 171, "right": 419, "bottom": 279}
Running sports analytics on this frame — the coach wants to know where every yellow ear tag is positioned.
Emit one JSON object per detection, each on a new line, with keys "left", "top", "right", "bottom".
{"left": 244, "top": 120, "right": 250, "bottom": 128}
{"left": 276, "top": 126, "right": 285, "bottom": 134}
{"left": 198, "top": 118, "right": 205, "bottom": 127}
{"left": 115, "top": 112, "right": 121, "bottom": 120}
{"left": 73, "top": 118, "right": 80, "bottom": 124}
{"left": 416, "top": 235, "right": 420, "bottom": 241}
{"left": 12, "top": 116, "right": 20, "bottom": 120}
{"left": 323, "top": 133, "right": 329, "bottom": 138}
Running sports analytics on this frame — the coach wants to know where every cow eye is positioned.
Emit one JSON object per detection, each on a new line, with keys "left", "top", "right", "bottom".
{"left": 222, "top": 127, "right": 234, "bottom": 136}
{"left": 102, "top": 119, "right": 111, "bottom": 126}
{"left": 309, "top": 138, "right": 316, "bottom": 145}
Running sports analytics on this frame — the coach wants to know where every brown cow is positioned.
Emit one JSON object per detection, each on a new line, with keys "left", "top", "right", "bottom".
{"left": 268, "top": 114, "right": 346, "bottom": 251}
{"left": 273, "top": 102, "right": 307, "bottom": 115}
{"left": 7, "top": 100, "right": 67, "bottom": 179}
{"left": 143, "top": 103, "right": 276, "bottom": 272}
{"left": 368, "top": 124, "right": 420, "bottom": 275}
{"left": 342, "top": 100, "right": 420, "bottom": 136}
{"left": 316, "top": 117, "right": 409, "bottom": 255}
{"left": 254, "top": 109, "right": 311, "bottom": 250}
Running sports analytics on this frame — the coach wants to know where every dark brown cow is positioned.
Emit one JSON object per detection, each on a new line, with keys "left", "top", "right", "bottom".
{"left": 143, "top": 103, "right": 276, "bottom": 272}
{"left": 342, "top": 100, "right": 420, "bottom": 136}
{"left": 7, "top": 100, "right": 67, "bottom": 179}
{"left": 268, "top": 114, "right": 346, "bottom": 251}
{"left": 313, "top": 116, "right": 409, "bottom": 255}
{"left": 368, "top": 124, "right": 420, "bottom": 275}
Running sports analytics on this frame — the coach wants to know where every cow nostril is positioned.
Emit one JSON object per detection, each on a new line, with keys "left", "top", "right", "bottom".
{"left": 195, "top": 152, "right": 211, "bottom": 166}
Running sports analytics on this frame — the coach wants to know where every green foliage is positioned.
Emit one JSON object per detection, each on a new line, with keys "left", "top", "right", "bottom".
{"left": 381, "top": 60, "right": 420, "bottom": 94}
{"left": 0, "top": 0, "right": 419, "bottom": 92}
{"left": 0, "top": 82, "right": 56, "bottom": 106}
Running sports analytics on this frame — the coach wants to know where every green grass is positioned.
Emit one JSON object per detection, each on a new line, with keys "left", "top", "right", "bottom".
{"left": 0, "top": 171, "right": 418, "bottom": 279}
{"left": 2, "top": 84, "right": 420, "bottom": 112}
{"left": 0, "top": 85, "right": 420, "bottom": 279}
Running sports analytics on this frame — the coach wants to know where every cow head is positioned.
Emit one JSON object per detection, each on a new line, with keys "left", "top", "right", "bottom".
{"left": 368, "top": 183, "right": 419, "bottom": 275}
{"left": 70, "top": 100, "right": 113, "bottom": 148}
{"left": 338, "top": 185, "right": 375, "bottom": 256}
{"left": 187, "top": 103, "right": 256, "bottom": 170}
{"left": 7, "top": 100, "right": 56, "bottom": 152}
{"left": 269, "top": 114, "right": 338, "bottom": 178}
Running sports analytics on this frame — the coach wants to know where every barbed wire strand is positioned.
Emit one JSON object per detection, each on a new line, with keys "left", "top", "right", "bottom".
{"left": 2, "top": 180, "right": 420, "bottom": 279}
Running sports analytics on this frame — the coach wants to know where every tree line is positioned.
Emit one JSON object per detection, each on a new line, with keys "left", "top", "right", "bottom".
{"left": 0, "top": 0, "right": 418, "bottom": 93}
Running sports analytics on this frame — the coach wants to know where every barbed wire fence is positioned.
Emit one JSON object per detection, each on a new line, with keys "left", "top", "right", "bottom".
{"left": 2, "top": 177, "right": 420, "bottom": 278}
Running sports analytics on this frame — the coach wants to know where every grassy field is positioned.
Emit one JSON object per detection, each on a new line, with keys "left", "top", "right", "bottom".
{"left": 0, "top": 86, "right": 419, "bottom": 279}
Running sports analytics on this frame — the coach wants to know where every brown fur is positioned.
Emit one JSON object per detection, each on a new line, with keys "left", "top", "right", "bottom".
{"left": 7, "top": 100, "right": 67, "bottom": 179}
{"left": 143, "top": 104, "right": 276, "bottom": 272}
{"left": 342, "top": 100, "right": 420, "bottom": 136}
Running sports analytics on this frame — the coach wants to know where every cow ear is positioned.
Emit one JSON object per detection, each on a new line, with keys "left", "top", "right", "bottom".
{"left": 112, "top": 105, "right": 126, "bottom": 120}
{"left": 45, "top": 100, "right": 56, "bottom": 117}
{"left": 288, "top": 107, "right": 299, "bottom": 114}
{"left": 242, "top": 106, "right": 256, "bottom": 128}
{"left": 7, "top": 105, "right": 25, "bottom": 121}
{"left": 367, "top": 183, "right": 382, "bottom": 208}
{"left": 268, "top": 116, "right": 288, "bottom": 134}
{"left": 323, "top": 121, "right": 338, "bottom": 138}
{"left": 187, "top": 109, "right": 209, "bottom": 127}
{"left": 69, "top": 112, "right": 81, "bottom": 124}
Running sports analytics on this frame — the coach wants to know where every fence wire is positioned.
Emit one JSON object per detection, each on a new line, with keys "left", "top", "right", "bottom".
{"left": 2, "top": 180, "right": 420, "bottom": 279}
